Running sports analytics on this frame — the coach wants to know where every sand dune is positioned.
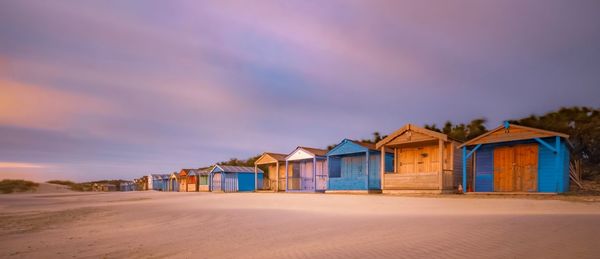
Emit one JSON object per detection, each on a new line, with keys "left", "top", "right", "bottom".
{"left": 1, "top": 192, "right": 599, "bottom": 258}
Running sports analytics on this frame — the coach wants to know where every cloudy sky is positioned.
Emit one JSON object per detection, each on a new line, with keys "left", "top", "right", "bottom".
{"left": 1, "top": 0, "right": 599, "bottom": 181}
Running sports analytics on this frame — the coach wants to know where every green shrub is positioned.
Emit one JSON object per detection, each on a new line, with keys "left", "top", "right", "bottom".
{"left": 0, "top": 179, "right": 39, "bottom": 194}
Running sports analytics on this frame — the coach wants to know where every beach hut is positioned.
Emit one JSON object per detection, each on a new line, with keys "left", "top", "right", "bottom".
{"left": 168, "top": 172, "right": 179, "bottom": 192}
{"left": 209, "top": 165, "right": 264, "bottom": 192}
{"left": 119, "top": 181, "right": 136, "bottom": 191}
{"left": 326, "top": 139, "right": 394, "bottom": 193}
{"left": 285, "top": 147, "right": 328, "bottom": 192}
{"left": 185, "top": 169, "right": 200, "bottom": 192}
{"left": 178, "top": 169, "right": 195, "bottom": 192}
{"left": 459, "top": 122, "right": 570, "bottom": 193}
{"left": 375, "top": 124, "right": 463, "bottom": 193}
{"left": 254, "top": 152, "right": 287, "bottom": 192}
{"left": 198, "top": 167, "right": 211, "bottom": 192}
{"left": 148, "top": 174, "right": 170, "bottom": 191}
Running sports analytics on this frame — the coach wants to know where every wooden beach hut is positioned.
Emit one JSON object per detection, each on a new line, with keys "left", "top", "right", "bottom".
{"left": 285, "top": 147, "right": 328, "bottom": 192}
{"left": 178, "top": 169, "right": 196, "bottom": 192}
{"left": 326, "top": 139, "right": 393, "bottom": 193}
{"left": 375, "top": 124, "right": 463, "bottom": 194}
{"left": 185, "top": 169, "right": 200, "bottom": 192}
{"left": 209, "top": 165, "right": 264, "bottom": 192}
{"left": 168, "top": 172, "right": 179, "bottom": 192}
{"left": 460, "top": 122, "right": 570, "bottom": 193}
{"left": 198, "top": 167, "right": 211, "bottom": 192}
{"left": 254, "top": 152, "right": 287, "bottom": 192}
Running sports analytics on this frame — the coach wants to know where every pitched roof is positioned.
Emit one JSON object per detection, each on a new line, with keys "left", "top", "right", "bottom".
{"left": 349, "top": 140, "right": 376, "bottom": 150}
{"left": 298, "top": 146, "right": 328, "bottom": 156}
{"left": 264, "top": 152, "right": 287, "bottom": 161}
{"left": 459, "top": 123, "right": 570, "bottom": 147}
{"left": 376, "top": 124, "right": 452, "bottom": 149}
{"left": 255, "top": 152, "right": 287, "bottom": 165}
{"left": 212, "top": 165, "right": 263, "bottom": 174}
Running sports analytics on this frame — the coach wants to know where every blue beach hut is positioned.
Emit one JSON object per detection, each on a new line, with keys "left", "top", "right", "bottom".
{"left": 460, "top": 123, "right": 570, "bottom": 193}
{"left": 209, "top": 165, "right": 264, "bottom": 192}
{"left": 148, "top": 174, "right": 169, "bottom": 191}
{"left": 326, "top": 139, "right": 393, "bottom": 193}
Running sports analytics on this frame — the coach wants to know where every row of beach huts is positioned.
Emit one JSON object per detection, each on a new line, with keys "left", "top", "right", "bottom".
{"left": 141, "top": 123, "right": 571, "bottom": 194}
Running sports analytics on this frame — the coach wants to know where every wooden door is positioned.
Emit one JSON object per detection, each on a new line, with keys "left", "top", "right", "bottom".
{"left": 494, "top": 147, "right": 514, "bottom": 192}
{"left": 398, "top": 148, "right": 415, "bottom": 173}
{"left": 494, "top": 145, "right": 538, "bottom": 192}
{"left": 515, "top": 144, "right": 538, "bottom": 192}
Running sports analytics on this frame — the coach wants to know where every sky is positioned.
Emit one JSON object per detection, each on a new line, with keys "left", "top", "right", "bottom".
{"left": 0, "top": 0, "right": 599, "bottom": 182}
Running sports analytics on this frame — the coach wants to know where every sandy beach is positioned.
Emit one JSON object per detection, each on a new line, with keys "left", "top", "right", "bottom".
{"left": 1, "top": 188, "right": 600, "bottom": 259}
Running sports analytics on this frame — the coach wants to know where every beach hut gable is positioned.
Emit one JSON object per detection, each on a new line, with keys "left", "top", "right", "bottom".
{"left": 459, "top": 124, "right": 569, "bottom": 147}
{"left": 255, "top": 153, "right": 286, "bottom": 165}
{"left": 287, "top": 148, "right": 316, "bottom": 161}
{"left": 327, "top": 139, "right": 371, "bottom": 156}
{"left": 376, "top": 124, "right": 447, "bottom": 149}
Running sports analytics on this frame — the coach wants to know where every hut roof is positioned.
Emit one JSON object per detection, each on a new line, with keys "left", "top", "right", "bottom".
{"left": 211, "top": 165, "right": 264, "bottom": 174}
{"left": 297, "top": 146, "right": 328, "bottom": 156}
{"left": 255, "top": 152, "right": 287, "bottom": 165}
{"left": 459, "top": 123, "right": 570, "bottom": 148}
{"left": 376, "top": 124, "right": 458, "bottom": 149}
{"left": 349, "top": 140, "right": 376, "bottom": 150}
{"left": 197, "top": 167, "right": 212, "bottom": 175}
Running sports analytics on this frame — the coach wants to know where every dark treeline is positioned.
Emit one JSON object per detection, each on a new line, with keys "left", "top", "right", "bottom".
{"left": 218, "top": 107, "right": 599, "bottom": 180}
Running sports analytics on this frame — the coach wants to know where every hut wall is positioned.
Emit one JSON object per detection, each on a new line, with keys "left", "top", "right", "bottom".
{"left": 538, "top": 139, "right": 569, "bottom": 192}
{"left": 199, "top": 175, "right": 209, "bottom": 191}
{"left": 288, "top": 160, "right": 327, "bottom": 191}
{"left": 329, "top": 154, "right": 367, "bottom": 190}
{"left": 211, "top": 173, "right": 222, "bottom": 191}
{"left": 238, "top": 173, "right": 263, "bottom": 192}
{"left": 223, "top": 173, "right": 238, "bottom": 192}
{"left": 474, "top": 145, "right": 494, "bottom": 192}
{"left": 473, "top": 137, "right": 569, "bottom": 193}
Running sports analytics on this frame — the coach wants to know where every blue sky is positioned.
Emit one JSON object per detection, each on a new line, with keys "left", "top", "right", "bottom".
{"left": 0, "top": 0, "right": 599, "bottom": 181}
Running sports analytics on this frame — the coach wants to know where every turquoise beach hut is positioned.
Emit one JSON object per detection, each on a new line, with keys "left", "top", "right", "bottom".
{"left": 460, "top": 123, "right": 570, "bottom": 193}
{"left": 326, "top": 139, "right": 393, "bottom": 193}
{"left": 209, "top": 165, "right": 264, "bottom": 192}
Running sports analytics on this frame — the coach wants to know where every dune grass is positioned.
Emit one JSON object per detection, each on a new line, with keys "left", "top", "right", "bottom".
{"left": 0, "top": 179, "right": 39, "bottom": 194}
{"left": 46, "top": 180, "right": 90, "bottom": 191}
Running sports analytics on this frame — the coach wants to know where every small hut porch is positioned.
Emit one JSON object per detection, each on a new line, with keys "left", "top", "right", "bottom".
{"left": 254, "top": 152, "right": 287, "bottom": 192}
{"left": 376, "top": 124, "right": 463, "bottom": 194}
{"left": 285, "top": 147, "right": 328, "bottom": 192}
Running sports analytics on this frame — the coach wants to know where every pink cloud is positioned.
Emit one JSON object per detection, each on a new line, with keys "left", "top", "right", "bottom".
{"left": 0, "top": 79, "right": 116, "bottom": 131}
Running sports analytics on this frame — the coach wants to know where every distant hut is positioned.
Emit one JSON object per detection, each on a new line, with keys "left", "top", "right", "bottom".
{"left": 186, "top": 169, "right": 201, "bottom": 192}
{"left": 198, "top": 167, "right": 211, "bottom": 192}
{"left": 168, "top": 172, "right": 179, "bottom": 192}
{"left": 148, "top": 174, "right": 169, "bottom": 191}
{"left": 375, "top": 124, "right": 463, "bottom": 194}
{"left": 147, "top": 175, "right": 153, "bottom": 191}
{"left": 326, "top": 139, "right": 394, "bottom": 193}
{"left": 285, "top": 147, "right": 328, "bottom": 192}
{"left": 459, "top": 122, "right": 570, "bottom": 193}
{"left": 209, "top": 165, "right": 264, "bottom": 192}
{"left": 178, "top": 169, "right": 194, "bottom": 192}
{"left": 119, "top": 181, "right": 136, "bottom": 191}
{"left": 254, "top": 152, "right": 287, "bottom": 192}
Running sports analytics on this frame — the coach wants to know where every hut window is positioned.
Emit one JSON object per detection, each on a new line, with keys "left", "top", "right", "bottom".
{"left": 329, "top": 157, "right": 342, "bottom": 178}
{"left": 199, "top": 176, "right": 208, "bottom": 185}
